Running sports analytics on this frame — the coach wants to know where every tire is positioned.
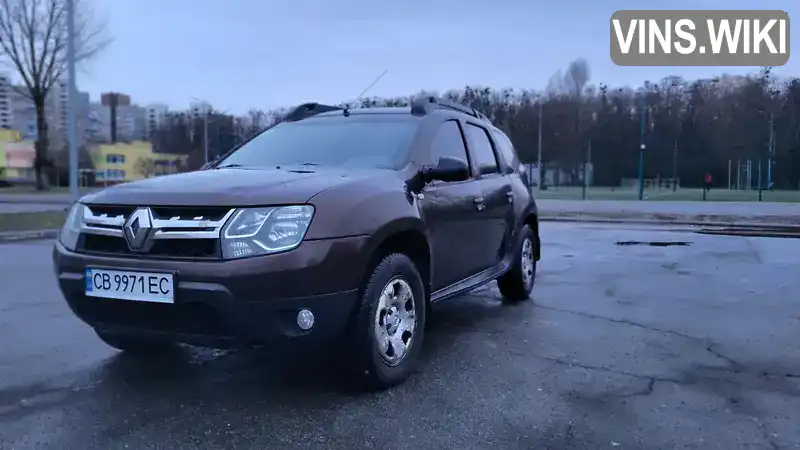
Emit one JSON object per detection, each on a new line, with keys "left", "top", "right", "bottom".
{"left": 350, "top": 253, "right": 426, "bottom": 390}
{"left": 96, "top": 331, "right": 174, "bottom": 354}
{"left": 497, "top": 225, "right": 537, "bottom": 302}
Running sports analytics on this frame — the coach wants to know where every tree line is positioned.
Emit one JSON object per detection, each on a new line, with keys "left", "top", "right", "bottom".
{"left": 1, "top": 0, "right": 797, "bottom": 190}
{"left": 153, "top": 60, "right": 800, "bottom": 190}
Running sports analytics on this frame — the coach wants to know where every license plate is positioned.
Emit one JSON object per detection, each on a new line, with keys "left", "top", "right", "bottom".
{"left": 85, "top": 268, "right": 175, "bottom": 303}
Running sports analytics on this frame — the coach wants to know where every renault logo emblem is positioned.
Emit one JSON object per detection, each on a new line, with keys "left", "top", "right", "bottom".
{"left": 123, "top": 208, "right": 154, "bottom": 251}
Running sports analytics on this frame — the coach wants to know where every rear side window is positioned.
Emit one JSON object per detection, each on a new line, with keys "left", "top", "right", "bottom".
{"left": 463, "top": 123, "right": 499, "bottom": 175}
{"left": 429, "top": 120, "right": 470, "bottom": 167}
{"left": 492, "top": 130, "right": 517, "bottom": 166}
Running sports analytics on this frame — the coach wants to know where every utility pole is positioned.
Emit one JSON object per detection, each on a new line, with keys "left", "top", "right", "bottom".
{"left": 767, "top": 111, "right": 774, "bottom": 187}
{"left": 583, "top": 111, "right": 597, "bottom": 200}
{"left": 582, "top": 138, "right": 591, "bottom": 200}
{"left": 191, "top": 98, "right": 213, "bottom": 163}
{"left": 671, "top": 138, "right": 678, "bottom": 192}
{"left": 758, "top": 158, "right": 763, "bottom": 201}
{"left": 537, "top": 100, "right": 543, "bottom": 193}
{"left": 203, "top": 111, "right": 209, "bottom": 164}
{"left": 637, "top": 86, "right": 647, "bottom": 200}
{"left": 66, "top": 0, "right": 78, "bottom": 199}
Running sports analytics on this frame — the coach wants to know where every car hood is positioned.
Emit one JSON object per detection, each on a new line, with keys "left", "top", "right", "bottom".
{"left": 81, "top": 167, "right": 363, "bottom": 206}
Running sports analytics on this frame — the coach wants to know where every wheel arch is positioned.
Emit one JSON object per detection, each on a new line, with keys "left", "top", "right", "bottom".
{"left": 522, "top": 212, "right": 541, "bottom": 261}
{"left": 361, "top": 218, "right": 432, "bottom": 301}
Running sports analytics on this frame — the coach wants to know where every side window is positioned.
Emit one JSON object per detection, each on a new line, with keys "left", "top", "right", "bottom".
{"left": 492, "top": 130, "right": 517, "bottom": 167}
{"left": 429, "top": 120, "right": 470, "bottom": 168}
{"left": 463, "top": 123, "right": 499, "bottom": 175}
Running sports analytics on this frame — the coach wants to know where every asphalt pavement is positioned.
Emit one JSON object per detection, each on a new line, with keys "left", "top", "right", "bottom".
{"left": 1, "top": 223, "right": 799, "bottom": 449}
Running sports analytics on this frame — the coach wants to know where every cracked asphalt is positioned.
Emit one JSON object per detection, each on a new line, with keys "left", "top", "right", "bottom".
{"left": 1, "top": 222, "right": 799, "bottom": 449}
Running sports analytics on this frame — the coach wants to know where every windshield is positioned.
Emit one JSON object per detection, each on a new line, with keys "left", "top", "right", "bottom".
{"left": 217, "top": 114, "right": 420, "bottom": 170}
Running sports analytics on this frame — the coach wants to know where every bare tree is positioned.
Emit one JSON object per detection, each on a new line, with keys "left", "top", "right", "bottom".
{"left": 0, "top": 0, "right": 109, "bottom": 189}
{"left": 134, "top": 157, "right": 156, "bottom": 179}
{"left": 563, "top": 58, "right": 591, "bottom": 99}
{"left": 545, "top": 69, "right": 565, "bottom": 97}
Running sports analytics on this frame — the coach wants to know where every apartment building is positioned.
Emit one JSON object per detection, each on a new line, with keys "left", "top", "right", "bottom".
{"left": 0, "top": 72, "right": 90, "bottom": 145}
{"left": 189, "top": 100, "right": 212, "bottom": 117}
{"left": 53, "top": 79, "right": 69, "bottom": 131}
{"left": 86, "top": 102, "right": 147, "bottom": 143}
{"left": 0, "top": 74, "right": 12, "bottom": 129}
{"left": 145, "top": 103, "right": 169, "bottom": 137}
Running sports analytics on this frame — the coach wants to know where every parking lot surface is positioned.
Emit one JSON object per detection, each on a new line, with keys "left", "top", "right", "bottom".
{"left": 1, "top": 222, "right": 798, "bottom": 449}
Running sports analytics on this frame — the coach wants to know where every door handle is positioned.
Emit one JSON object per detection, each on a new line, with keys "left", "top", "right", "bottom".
{"left": 506, "top": 191, "right": 514, "bottom": 203}
{"left": 473, "top": 197, "right": 485, "bottom": 211}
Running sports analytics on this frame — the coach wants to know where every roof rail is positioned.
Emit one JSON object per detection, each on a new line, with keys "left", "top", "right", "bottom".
{"left": 285, "top": 102, "right": 344, "bottom": 121}
{"left": 410, "top": 96, "right": 489, "bottom": 122}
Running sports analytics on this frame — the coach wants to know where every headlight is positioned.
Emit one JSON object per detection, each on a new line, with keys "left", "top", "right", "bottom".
{"left": 59, "top": 203, "right": 85, "bottom": 251}
{"left": 221, "top": 205, "right": 314, "bottom": 259}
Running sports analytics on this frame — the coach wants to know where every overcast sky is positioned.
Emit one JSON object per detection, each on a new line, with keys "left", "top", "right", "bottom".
{"left": 79, "top": 0, "right": 797, "bottom": 114}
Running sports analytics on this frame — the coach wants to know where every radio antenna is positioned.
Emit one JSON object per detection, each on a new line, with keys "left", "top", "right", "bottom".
{"left": 356, "top": 69, "right": 388, "bottom": 102}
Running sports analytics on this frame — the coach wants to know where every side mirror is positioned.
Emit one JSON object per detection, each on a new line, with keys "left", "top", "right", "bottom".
{"left": 423, "top": 157, "right": 469, "bottom": 183}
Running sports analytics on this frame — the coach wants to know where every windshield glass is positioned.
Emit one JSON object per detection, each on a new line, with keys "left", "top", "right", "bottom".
{"left": 217, "top": 114, "right": 420, "bottom": 170}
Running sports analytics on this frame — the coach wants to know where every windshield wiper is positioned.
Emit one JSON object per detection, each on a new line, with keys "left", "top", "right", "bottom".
{"left": 215, "top": 163, "right": 245, "bottom": 169}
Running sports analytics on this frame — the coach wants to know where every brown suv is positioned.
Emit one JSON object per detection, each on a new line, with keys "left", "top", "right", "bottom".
{"left": 53, "top": 97, "right": 541, "bottom": 389}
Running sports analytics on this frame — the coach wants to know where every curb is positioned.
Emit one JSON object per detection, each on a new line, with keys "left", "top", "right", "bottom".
{"left": 695, "top": 229, "right": 800, "bottom": 239}
{"left": 0, "top": 229, "right": 59, "bottom": 243}
{"left": 538, "top": 215, "right": 800, "bottom": 230}
{"left": 0, "top": 198, "right": 73, "bottom": 205}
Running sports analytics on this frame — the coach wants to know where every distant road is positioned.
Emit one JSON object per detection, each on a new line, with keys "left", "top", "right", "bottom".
{"left": 0, "top": 193, "right": 76, "bottom": 205}
{"left": 0, "top": 203, "right": 67, "bottom": 213}
{"left": 536, "top": 199, "right": 800, "bottom": 218}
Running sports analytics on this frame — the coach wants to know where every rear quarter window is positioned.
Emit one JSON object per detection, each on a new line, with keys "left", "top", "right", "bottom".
{"left": 491, "top": 130, "right": 518, "bottom": 167}
{"left": 463, "top": 123, "right": 499, "bottom": 175}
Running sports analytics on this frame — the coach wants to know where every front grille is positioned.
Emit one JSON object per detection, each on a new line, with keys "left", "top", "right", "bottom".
{"left": 81, "top": 234, "right": 220, "bottom": 259}
{"left": 87, "top": 205, "right": 136, "bottom": 218}
{"left": 78, "top": 204, "right": 235, "bottom": 260}
{"left": 150, "top": 206, "right": 232, "bottom": 222}
{"left": 73, "top": 297, "right": 229, "bottom": 336}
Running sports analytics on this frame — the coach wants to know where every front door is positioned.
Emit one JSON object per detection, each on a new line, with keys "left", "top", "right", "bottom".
{"left": 419, "top": 119, "right": 485, "bottom": 291}
{"left": 421, "top": 180, "right": 483, "bottom": 290}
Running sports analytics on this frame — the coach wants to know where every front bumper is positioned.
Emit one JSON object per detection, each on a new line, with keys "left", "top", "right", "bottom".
{"left": 53, "top": 235, "right": 371, "bottom": 348}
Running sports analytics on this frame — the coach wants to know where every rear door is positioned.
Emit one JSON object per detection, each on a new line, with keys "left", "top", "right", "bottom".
{"left": 490, "top": 128, "right": 524, "bottom": 255}
{"left": 420, "top": 119, "right": 485, "bottom": 291}
{"left": 461, "top": 122, "right": 513, "bottom": 271}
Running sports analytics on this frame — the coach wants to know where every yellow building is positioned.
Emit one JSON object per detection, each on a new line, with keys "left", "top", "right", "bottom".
{"left": 0, "top": 129, "right": 21, "bottom": 142}
{"left": 0, "top": 130, "right": 35, "bottom": 183}
{"left": 91, "top": 141, "right": 187, "bottom": 183}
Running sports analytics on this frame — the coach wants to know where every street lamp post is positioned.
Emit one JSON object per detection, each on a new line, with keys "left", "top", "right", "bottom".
{"left": 66, "top": 0, "right": 78, "bottom": 199}
{"left": 766, "top": 88, "right": 780, "bottom": 189}
{"left": 670, "top": 83, "right": 687, "bottom": 192}
{"left": 190, "top": 97, "right": 211, "bottom": 163}
{"left": 582, "top": 111, "right": 597, "bottom": 200}
{"left": 767, "top": 111, "right": 774, "bottom": 187}
{"left": 537, "top": 99, "right": 543, "bottom": 193}
{"left": 637, "top": 81, "right": 649, "bottom": 200}
{"left": 202, "top": 112, "right": 209, "bottom": 164}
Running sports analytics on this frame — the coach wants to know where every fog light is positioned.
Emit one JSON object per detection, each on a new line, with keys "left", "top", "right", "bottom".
{"left": 296, "top": 309, "right": 315, "bottom": 331}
